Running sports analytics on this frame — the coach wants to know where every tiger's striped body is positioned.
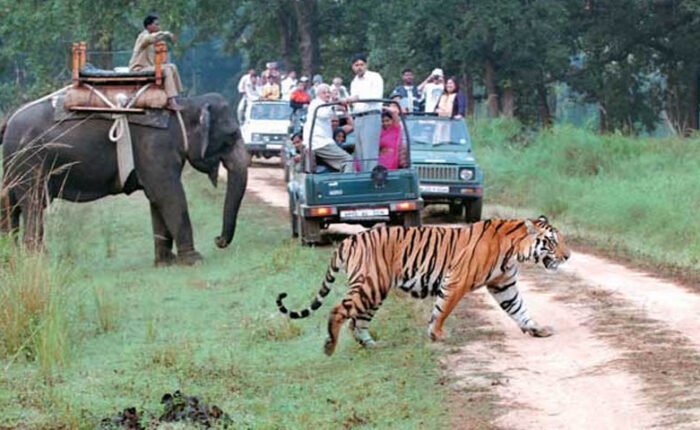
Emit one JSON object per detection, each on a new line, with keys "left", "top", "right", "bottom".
{"left": 277, "top": 217, "right": 570, "bottom": 356}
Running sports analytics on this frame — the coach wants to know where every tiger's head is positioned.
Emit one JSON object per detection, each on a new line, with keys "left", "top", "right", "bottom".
{"left": 523, "top": 215, "right": 571, "bottom": 270}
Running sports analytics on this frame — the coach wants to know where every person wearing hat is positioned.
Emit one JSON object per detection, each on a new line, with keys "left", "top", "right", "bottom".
{"left": 390, "top": 90, "right": 408, "bottom": 113}
{"left": 309, "top": 74, "right": 324, "bottom": 99}
{"left": 418, "top": 68, "right": 445, "bottom": 113}
{"left": 343, "top": 53, "right": 384, "bottom": 171}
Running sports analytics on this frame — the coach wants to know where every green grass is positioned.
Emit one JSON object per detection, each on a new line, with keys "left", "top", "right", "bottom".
{"left": 0, "top": 170, "right": 451, "bottom": 429}
{"left": 471, "top": 118, "right": 700, "bottom": 273}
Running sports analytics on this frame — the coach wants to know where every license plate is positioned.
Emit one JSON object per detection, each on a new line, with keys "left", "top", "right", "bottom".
{"left": 266, "top": 144, "right": 283, "bottom": 150}
{"left": 340, "top": 208, "right": 389, "bottom": 220}
{"left": 420, "top": 184, "right": 450, "bottom": 193}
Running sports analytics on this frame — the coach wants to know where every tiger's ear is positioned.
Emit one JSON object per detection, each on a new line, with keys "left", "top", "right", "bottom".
{"left": 538, "top": 215, "right": 549, "bottom": 224}
{"left": 524, "top": 219, "right": 537, "bottom": 235}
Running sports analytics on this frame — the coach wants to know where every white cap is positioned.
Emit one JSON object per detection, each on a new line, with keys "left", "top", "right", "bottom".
{"left": 300, "top": 76, "right": 309, "bottom": 82}
{"left": 431, "top": 68, "right": 444, "bottom": 77}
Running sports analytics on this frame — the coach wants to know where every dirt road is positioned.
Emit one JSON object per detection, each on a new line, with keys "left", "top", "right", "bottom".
{"left": 241, "top": 162, "right": 700, "bottom": 429}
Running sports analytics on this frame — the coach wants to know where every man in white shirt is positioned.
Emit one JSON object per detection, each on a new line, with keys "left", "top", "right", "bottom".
{"left": 280, "top": 70, "right": 297, "bottom": 100}
{"left": 236, "top": 68, "right": 256, "bottom": 122}
{"left": 419, "top": 68, "right": 445, "bottom": 113}
{"left": 344, "top": 53, "right": 384, "bottom": 171}
{"left": 304, "top": 84, "right": 354, "bottom": 172}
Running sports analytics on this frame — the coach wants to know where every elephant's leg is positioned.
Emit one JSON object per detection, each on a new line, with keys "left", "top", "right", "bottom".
{"left": 149, "top": 202, "right": 176, "bottom": 266}
{"left": 144, "top": 181, "right": 202, "bottom": 266}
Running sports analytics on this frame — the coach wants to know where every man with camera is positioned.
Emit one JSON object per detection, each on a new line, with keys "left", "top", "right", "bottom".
{"left": 418, "top": 68, "right": 445, "bottom": 113}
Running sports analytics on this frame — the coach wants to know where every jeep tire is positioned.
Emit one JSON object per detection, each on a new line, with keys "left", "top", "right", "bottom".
{"left": 464, "top": 198, "right": 483, "bottom": 223}
{"left": 299, "top": 216, "right": 322, "bottom": 245}
{"left": 402, "top": 211, "right": 422, "bottom": 228}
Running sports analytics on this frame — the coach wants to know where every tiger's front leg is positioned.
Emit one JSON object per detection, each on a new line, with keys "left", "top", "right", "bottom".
{"left": 486, "top": 283, "right": 553, "bottom": 337}
{"left": 428, "top": 280, "right": 467, "bottom": 341}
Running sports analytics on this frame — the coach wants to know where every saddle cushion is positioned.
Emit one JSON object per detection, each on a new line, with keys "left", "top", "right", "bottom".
{"left": 79, "top": 64, "right": 155, "bottom": 78}
{"left": 64, "top": 85, "right": 167, "bottom": 110}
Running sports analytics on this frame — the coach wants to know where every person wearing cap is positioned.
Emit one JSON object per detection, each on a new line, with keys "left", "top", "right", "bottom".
{"left": 390, "top": 91, "right": 408, "bottom": 113}
{"left": 418, "top": 68, "right": 445, "bottom": 113}
{"left": 309, "top": 74, "right": 324, "bottom": 99}
{"left": 391, "top": 68, "right": 421, "bottom": 112}
{"left": 343, "top": 53, "right": 384, "bottom": 171}
{"left": 303, "top": 83, "right": 354, "bottom": 173}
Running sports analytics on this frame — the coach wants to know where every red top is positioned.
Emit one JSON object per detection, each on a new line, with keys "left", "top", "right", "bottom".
{"left": 290, "top": 88, "right": 311, "bottom": 104}
{"left": 378, "top": 124, "right": 402, "bottom": 170}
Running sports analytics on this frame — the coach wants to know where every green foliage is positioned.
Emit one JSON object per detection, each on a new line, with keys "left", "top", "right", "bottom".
{"left": 473, "top": 118, "right": 700, "bottom": 269}
{"left": 1, "top": 0, "right": 700, "bottom": 132}
{"left": 0, "top": 173, "right": 454, "bottom": 428}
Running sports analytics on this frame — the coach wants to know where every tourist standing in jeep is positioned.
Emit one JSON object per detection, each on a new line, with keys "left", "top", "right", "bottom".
{"left": 344, "top": 53, "right": 384, "bottom": 171}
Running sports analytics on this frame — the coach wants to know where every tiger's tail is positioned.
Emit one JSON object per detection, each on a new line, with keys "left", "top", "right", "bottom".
{"left": 277, "top": 238, "right": 350, "bottom": 319}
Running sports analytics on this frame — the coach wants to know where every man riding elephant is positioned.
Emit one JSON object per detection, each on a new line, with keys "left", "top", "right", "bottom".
{"left": 129, "top": 14, "right": 184, "bottom": 111}
{"left": 0, "top": 92, "right": 248, "bottom": 266}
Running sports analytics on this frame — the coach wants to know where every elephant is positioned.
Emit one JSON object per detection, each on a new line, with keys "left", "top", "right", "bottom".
{"left": 0, "top": 92, "right": 248, "bottom": 266}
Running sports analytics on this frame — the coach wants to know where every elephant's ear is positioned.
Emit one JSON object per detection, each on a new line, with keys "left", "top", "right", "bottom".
{"left": 199, "top": 103, "right": 211, "bottom": 159}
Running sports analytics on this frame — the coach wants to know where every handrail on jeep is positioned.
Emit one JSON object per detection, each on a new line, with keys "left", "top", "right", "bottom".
{"left": 304, "top": 99, "right": 412, "bottom": 174}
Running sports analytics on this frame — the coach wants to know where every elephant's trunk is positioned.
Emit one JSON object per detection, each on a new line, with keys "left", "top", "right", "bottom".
{"left": 215, "top": 142, "right": 248, "bottom": 248}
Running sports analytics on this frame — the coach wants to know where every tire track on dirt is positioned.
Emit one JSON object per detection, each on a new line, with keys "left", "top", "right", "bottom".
{"left": 562, "top": 253, "right": 700, "bottom": 352}
{"left": 446, "top": 280, "right": 660, "bottom": 430}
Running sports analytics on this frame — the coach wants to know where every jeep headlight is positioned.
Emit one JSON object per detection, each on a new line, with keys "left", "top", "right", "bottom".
{"left": 459, "top": 168, "right": 474, "bottom": 181}
{"left": 251, "top": 133, "right": 261, "bottom": 142}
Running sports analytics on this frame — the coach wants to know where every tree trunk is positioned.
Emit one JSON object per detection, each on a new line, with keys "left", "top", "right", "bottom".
{"left": 277, "top": 0, "right": 295, "bottom": 71}
{"left": 536, "top": 82, "right": 552, "bottom": 128}
{"left": 501, "top": 86, "right": 514, "bottom": 117}
{"left": 463, "top": 73, "right": 474, "bottom": 116}
{"left": 484, "top": 59, "right": 499, "bottom": 118}
{"left": 598, "top": 102, "right": 608, "bottom": 134}
{"left": 293, "top": 0, "right": 320, "bottom": 76}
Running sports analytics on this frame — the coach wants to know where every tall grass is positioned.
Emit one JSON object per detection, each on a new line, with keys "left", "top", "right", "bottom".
{"left": 0, "top": 245, "right": 73, "bottom": 377}
{"left": 470, "top": 118, "right": 700, "bottom": 271}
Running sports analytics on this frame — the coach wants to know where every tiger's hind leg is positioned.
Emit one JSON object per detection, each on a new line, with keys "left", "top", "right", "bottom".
{"left": 325, "top": 282, "right": 383, "bottom": 355}
{"left": 325, "top": 301, "right": 353, "bottom": 356}
{"left": 350, "top": 305, "right": 382, "bottom": 348}
{"left": 487, "top": 282, "right": 553, "bottom": 337}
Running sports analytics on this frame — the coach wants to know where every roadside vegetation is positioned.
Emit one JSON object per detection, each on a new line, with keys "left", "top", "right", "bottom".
{"left": 471, "top": 118, "right": 700, "bottom": 275}
{"left": 0, "top": 171, "right": 483, "bottom": 429}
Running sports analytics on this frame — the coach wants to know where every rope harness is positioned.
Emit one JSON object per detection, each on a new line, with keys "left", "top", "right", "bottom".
{"left": 83, "top": 84, "right": 188, "bottom": 188}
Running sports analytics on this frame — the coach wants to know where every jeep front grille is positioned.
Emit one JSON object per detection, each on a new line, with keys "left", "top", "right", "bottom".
{"left": 416, "top": 165, "right": 459, "bottom": 181}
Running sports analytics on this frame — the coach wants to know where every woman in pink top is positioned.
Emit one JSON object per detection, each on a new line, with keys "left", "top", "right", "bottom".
{"left": 378, "top": 110, "right": 402, "bottom": 170}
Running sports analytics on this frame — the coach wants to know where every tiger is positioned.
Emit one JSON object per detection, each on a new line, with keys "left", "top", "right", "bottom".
{"left": 276, "top": 216, "right": 570, "bottom": 356}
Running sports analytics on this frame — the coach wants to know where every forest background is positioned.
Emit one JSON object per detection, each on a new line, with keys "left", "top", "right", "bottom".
{"left": 2, "top": 0, "right": 700, "bottom": 135}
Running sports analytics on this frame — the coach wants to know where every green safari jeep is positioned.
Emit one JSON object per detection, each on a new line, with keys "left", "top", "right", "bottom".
{"left": 286, "top": 100, "right": 423, "bottom": 245}
{"left": 404, "top": 113, "right": 484, "bottom": 222}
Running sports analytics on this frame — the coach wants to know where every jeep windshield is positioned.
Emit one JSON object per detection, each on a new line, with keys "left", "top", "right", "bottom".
{"left": 250, "top": 102, "right": 293, "bottom": 120}
{"left": 404, "top": 116, "right": 472, "bottom": 148}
